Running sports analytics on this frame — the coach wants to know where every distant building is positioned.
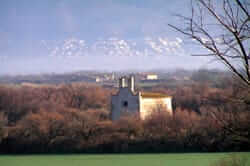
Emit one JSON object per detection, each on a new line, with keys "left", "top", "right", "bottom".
{"left": 95, "top": 77, "right": 101, "bottom": 82}
{"left": 111, "top": 76, "right": 172, "bottom": 120}
{"left": 146, "top": 74, "right": 158, "bottom": 80}
{"left": 111, "top": 73, "right": 115, "bottom": 80}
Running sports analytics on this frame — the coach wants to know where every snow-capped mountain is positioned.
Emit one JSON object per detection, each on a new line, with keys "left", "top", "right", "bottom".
{"left": 42, "top": 37, "right": 185, "bottom": 57}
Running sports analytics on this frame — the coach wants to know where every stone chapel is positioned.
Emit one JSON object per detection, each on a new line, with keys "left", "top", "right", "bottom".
{"left": 111, "top": 76, "right": 172, "bottom": 120}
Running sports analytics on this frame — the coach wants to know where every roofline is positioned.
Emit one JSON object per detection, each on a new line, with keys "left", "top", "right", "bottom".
{"left": 111, "top": 87, "right": 138, "bottom": 97}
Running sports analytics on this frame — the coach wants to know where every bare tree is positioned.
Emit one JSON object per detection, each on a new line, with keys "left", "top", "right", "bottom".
{"left": 169, "top": 0, "right": 250, "bottom": 86}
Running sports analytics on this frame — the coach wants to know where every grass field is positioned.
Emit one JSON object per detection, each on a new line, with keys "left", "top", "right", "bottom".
{"left": 1, "top": 153, "right": 250, "bottom": 166}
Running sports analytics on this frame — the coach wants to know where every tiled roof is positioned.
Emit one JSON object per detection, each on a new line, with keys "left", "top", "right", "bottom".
{"left": 140, "top": 92, "right": 171, "bottom": 98}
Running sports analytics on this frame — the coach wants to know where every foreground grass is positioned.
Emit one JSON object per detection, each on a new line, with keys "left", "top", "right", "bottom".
{"left": 0, "top": 153, "right": 249, "bottom": 166}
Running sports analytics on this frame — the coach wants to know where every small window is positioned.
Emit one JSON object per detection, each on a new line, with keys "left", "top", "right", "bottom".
{"left": 122, "top": 101, "right": 128, "bottom": 107}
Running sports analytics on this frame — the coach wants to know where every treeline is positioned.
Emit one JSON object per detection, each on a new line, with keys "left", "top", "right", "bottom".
{"left": 0, "top": 80, "right": 250, "bottom": 154}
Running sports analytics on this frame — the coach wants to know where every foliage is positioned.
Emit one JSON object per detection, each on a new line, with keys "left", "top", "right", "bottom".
{"left": 212, "top": 154, "right": 248, "bottom": 166}
{"left": 0, "top": 77, "right": 250, "bottom": 153}
{"left": 0, "top": 113, "right": 7, "bottom": 143}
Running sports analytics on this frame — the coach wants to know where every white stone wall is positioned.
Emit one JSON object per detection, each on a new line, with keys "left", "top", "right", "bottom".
{"left": 139, "top": 97, "right": 172, "bottom": 120}
{"left": 111, "top": 87, "right": 139, "bottom": 120}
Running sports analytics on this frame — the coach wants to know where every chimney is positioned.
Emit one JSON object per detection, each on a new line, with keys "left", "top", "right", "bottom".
{"left": 128, "top": 75, "right": 135, "bottom": 92}
{"left": 119, "top": 77, "right": 126, "bottom": 88}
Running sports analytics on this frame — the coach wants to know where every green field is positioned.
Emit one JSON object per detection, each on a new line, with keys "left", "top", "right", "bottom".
{"left": 1, "top": 153, "right": 249, "bottom": 166}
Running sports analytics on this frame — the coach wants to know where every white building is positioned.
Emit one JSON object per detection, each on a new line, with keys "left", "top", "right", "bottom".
{"left": 146, "top": 74, "right": 158, "bottom": 80}
{"left": 111, "top": 76, "right": 172, "bottom": 120}
{"left": 95, "top": 77, "right": 101, "bottom": 82}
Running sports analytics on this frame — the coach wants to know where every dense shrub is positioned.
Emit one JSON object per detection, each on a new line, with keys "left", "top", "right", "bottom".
{"left": 213, "top": 154, "right": 248, "bottom": 166}
{"left": 0, "top": 82, "right": 249, "bottom": 154}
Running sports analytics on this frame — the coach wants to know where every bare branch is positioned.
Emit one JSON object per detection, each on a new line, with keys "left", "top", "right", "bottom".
{"left": 235, "top": 0, "right": 250, "bottom": 17}
{"left": 169, "top": 0, "right": 250, "bottom": 86}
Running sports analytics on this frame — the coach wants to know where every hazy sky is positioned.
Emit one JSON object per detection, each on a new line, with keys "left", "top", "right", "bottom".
{"left": 0, "top": 0, "right": 221, "bottom": 75}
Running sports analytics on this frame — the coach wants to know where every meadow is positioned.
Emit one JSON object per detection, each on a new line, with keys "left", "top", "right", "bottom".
{"left": 1, "top": 153, "right": 250, "bottom": 166}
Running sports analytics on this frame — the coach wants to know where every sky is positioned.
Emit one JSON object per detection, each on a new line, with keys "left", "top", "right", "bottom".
{"left": 0, "top": 0, "right": 221, "bottom": 75}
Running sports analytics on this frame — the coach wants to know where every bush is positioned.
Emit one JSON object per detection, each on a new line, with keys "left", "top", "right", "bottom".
{"left": 213, "top": 154, "right": 248, "bottom": 166}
